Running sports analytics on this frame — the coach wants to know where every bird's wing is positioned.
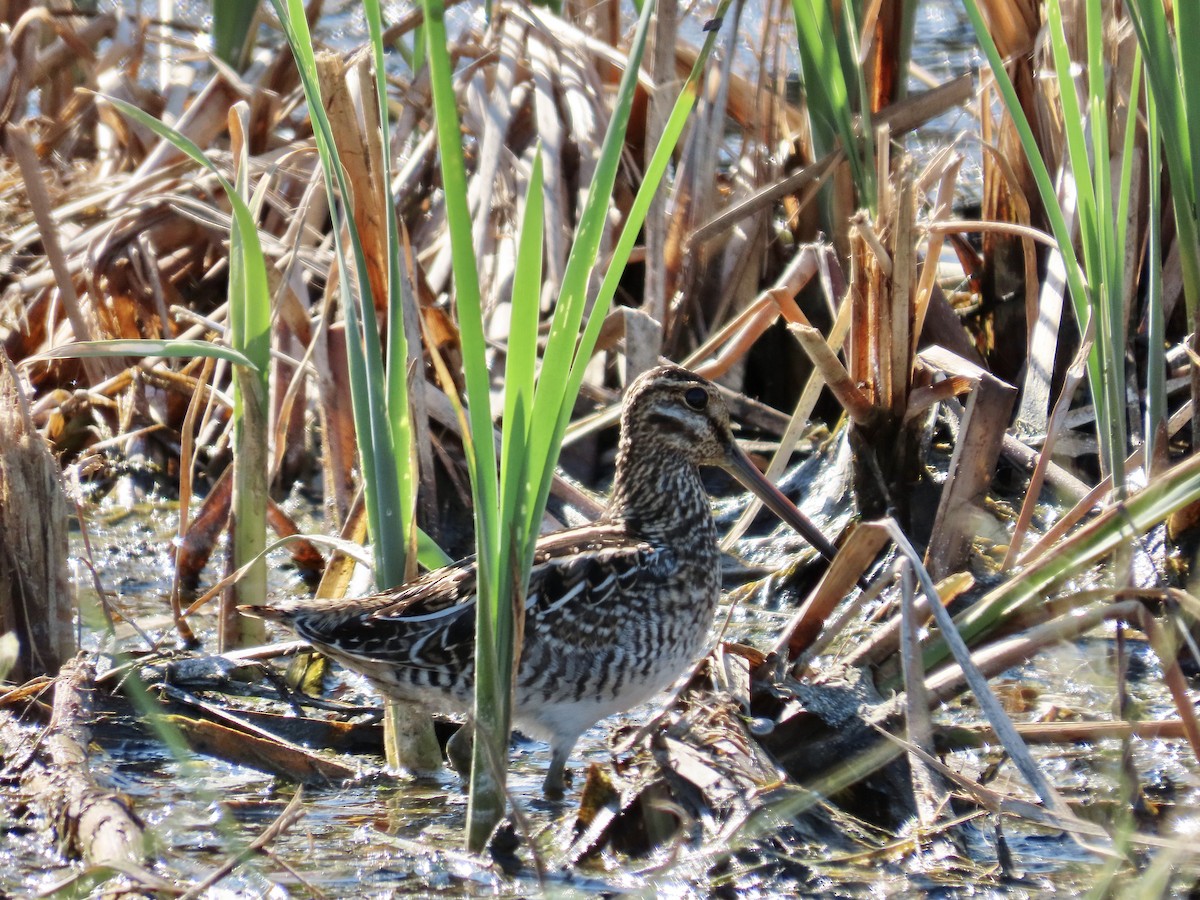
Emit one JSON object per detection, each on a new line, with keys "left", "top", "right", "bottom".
{"left": 287, "top": 524, "right": 672, "bottom": 672}
{"left": 521, "top": 528, "right": 676, "bottom": 645}
{"left": 283, "top": 562, "right": 479, "bottom": 672}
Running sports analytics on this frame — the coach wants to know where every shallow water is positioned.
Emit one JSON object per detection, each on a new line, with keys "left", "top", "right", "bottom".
{"left": 6, "top": 2, "right": 1194, "bottom": 895}
{"left": 6, "top": 492, "right": 1200, "bottom": 896}
{"left": 1, "top": 498, "right": 691, "bottom": 895}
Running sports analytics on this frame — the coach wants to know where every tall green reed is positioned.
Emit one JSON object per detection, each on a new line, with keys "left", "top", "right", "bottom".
{"left": 416, "top": 0, "right": 502, "bottom": 844}
{"left": 211, "top": 0, "right": 259, "bottom": 72}
{"left": 56, "top": 96, "right": 273, "bottom": 649}
{"left": 270, "top": 0, "right": 421, "bottom": 592}
{"left": 791, "top": 0, "right": 880, "bottom": 213}
{"left": 418, "top": 0, "right": 734, "bottom": 848}
{"left": 962, "top": 0, "right": 1138, "bottom": 496}
{"left": 269, "top": 0, "right": 448, "bottom": 769}
{"left": 1125, "top": 0, "right": 1200, "bottom": 452}
{"left": 1145, "top": 90, "right": 1166, "bottom": 469}
{"left": 224, "top": 105, "right": 272, "bottom": 647}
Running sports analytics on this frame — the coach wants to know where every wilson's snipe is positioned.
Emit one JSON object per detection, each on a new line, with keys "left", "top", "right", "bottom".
{"left": 246, "top": 366, "right": 836, "bottom": 794}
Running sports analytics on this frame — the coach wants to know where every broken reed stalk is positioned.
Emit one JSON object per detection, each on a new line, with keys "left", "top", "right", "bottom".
{"left": 798, "top": 159, "right": 925, "bottom": 523}
{"left": 0, "top": 656, "right": 145, "bottom": 869}
{"left": 788, "top": 155, "right": 1014, "bottom": 577}
{"left": 0, "top": 352, "right": 74, "bottom": 681}
{"left": 920, "top": 348, "right": 1015, "bottom": 579}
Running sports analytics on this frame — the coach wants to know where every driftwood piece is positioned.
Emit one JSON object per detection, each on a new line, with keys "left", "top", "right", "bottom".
{"left": 165, "top": 713, "right": 360, "bottom": 784}
{"left": 919, "top": 346, "right": 1017, "bottom": 579}
{"left": 2, "top": 655, "right": 145, "bottom": 868}
{"left": 0, "top": 351, "right": 74, "bottom": 680}
{"left": 156, "top": 679, "right": 364, "bottom": 784}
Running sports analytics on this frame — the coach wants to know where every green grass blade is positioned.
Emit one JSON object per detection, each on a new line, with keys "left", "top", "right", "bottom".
{"left": 1175, "top": 1, "right": 1200, "bottom": 214}
{"left": 1084, "top": 0, "right": 1124, "bottom": 487}
{"left": 418, "top": 0, "right": 500, "bottom": 850}
{"left": 417, "top": 527, "right": 454, "bottom": 569}
{"left": 791, "top": 0, "right": 874, "bottom": 209}
{"left": 1107, "top": 47, "right": 1141, "bottom": 484}
{"left": 961, "top": 0, "right": 1088, "bottom": 337}
{"left": 963, "top": 0, "right": 1127, "bottom": 490}
{"left": 1044, "top": 0, "right": 1097, "bottom": 284}
{"left": 364, "top": 0, "right": 420, "bottom": 573}
{"left": 519, "top": 0, "right": 657, "bottom": 560}
{"left": 501, "top": 151, "right": 544, "bottom": 542}
{"left": 527, "top": 0, "right": 656, "bottom": 434}
{"left": 1083, "top": 0, "right": 1117, "bottom": 400}
{"left": 522, "top": 0, "right": 730, "bottom": 557}
{"left": 1146, "top": 86, "right": 1166, "bottom": 466}
{"left": 792, "top": 0, "right": 848, "bottom": 150}
{"left": 1127, "top": 0, "right": 1200, "bottom": 327}
{"left": 227, "top": 101, "right": 271, "bottom": 644}
{"left": 589, "top": 0, "right": 732, "bottom": 348}
{"left": 837, "top": 0, "right": 874, "bottom": 197}
{"left": 478, "top": 152, "right": 544, "bottom": 840}
{"left": 421, "top": 0, "right": 495, "bottom": 576}
{"left": 272, "top": 0, "right": 440, "bottom": 773}
{"left": 211, "top": 0, "right": 259, "bottom": 71}
{"left": 101, "top": 92, "right": 272, "bottom": 642}
{"left": 1043, "top": 0, "right": 1126, "bottom": 489}
{"left": 1114, "top": 55, "right": 1140, "bottom": 294}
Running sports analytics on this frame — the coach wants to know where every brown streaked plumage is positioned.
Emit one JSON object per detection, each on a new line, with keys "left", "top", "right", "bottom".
{"left": 243, "top": 365, "right": 836, "bottom": 795}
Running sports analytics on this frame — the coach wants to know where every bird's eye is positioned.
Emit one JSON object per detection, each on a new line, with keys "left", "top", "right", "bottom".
{"left": 683, "top": 386, "right": 708, "bottom": 411}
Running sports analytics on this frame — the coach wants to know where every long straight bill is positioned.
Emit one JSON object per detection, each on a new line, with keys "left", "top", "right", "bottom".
{"left": 723, "top": 442, "right": 841, "bottom": 565}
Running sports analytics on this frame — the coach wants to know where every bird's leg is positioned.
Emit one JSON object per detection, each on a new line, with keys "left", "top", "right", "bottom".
{"left": 446, "top": 721, "right": 474, "bottom": 779}
{"left": 542, "top": 739, "right": 576, "bottom": 798}
{"left": 452, "top": 723, "right": 575, "bottom": 799}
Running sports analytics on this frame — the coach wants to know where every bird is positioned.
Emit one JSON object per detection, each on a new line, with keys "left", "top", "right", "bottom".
{"left": 242, "top": 365, "right": 838, "bottom": 795}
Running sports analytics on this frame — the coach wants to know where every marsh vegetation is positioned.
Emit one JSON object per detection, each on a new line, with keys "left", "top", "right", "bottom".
{"left": 2, "top": 0, "right": 1200, "bottom": 894}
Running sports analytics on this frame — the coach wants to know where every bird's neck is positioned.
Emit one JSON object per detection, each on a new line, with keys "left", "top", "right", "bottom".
{"left": 606, "top": 440, "right": 715, "bottom": 543}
